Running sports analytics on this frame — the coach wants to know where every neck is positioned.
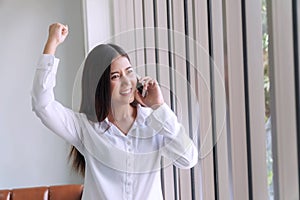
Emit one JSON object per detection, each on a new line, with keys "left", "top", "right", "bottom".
{"left": 108, "top": 104, "right": 136, "bottom": 123}
{"left": 107, "top": 104, "right": 137, "bottom": 135}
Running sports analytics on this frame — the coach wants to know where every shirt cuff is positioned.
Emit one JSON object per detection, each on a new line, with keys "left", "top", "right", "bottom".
{"left": 146, "top": 103, "right": 177, "bottom": 133}
{"left": 37, "top": 54, "right": 60, "bottom": 74}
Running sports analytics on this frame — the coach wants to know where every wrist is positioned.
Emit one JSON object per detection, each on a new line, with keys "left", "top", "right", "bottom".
{"left": 43, "top": 40, "right": 58, "bottom": 55}
{"left": 151, "top": 102, "right": 164, "bottom": 110}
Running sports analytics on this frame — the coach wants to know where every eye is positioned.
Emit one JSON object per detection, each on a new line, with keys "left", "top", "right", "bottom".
{"left": 111, "top": 74, "right": 120, "bottom": 80}
{"left": 127, "top": 68, "right": 134, "bottom": 74}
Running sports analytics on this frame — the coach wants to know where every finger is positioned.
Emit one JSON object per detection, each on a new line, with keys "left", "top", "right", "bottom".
{"left": 148, "top": 79, "right": 156, "bottom": 88}
{"left": 139, "top": 76, "right": 152, "bottom": 83}
{"left": 141, "top": 87, "right": 148, "bottom": 98}
{"left": 62, "top": 27, "right": 68, "bottom": 36}
{"left": 141, "top": 79, "right": 150, "bottom": 96}
{"left": 134, "top": 90, "right": 147, "bottom": 106}
{"left": 61, "top": 24, "right": 68, "bottom": 33}
{"left": 144, "top": 79, "right": 158, "bottom": 92}
{"left": 142, "top": 77, "right": 153, "bottom": 89}
{"left": 137, "top": 76, "right": 154, "bottom": 96}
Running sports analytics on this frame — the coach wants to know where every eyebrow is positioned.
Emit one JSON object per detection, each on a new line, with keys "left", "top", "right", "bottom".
{"left": 110, "top": 66, "right": 133, "bottom": 75}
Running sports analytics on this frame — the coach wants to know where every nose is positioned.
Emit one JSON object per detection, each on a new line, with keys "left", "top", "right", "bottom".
{"left": 120, "top": 75, "right": 131, "bottom": 86}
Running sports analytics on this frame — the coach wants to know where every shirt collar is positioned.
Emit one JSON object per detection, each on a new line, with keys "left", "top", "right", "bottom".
{"left": 96, "top": 104, "right": 152, "bottom": 135}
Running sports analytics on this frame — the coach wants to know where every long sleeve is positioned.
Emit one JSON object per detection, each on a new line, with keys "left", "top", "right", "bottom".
{"left": 146, "top": 104, "right": 198, "bottom": 169}
{"left": 31, "top": 54, "right": 83, "bottom": 151}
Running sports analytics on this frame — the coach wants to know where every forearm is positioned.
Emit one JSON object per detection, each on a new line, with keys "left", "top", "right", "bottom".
{"left": 43, "top": 40, "right": 58, "bottom": 55}
{"left": 31, "top": 55, "right": 58, "bottom": 108}
{"left": 162, "top": 125, "right": 198, "bottom": 169}
{"left": 147, "top": 104, "right": 198, "bottom": 168}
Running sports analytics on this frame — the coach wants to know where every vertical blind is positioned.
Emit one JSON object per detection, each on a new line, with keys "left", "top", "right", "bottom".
{"left": 268, "top": 0, "right": 300, "bottom": 200}
{"left": 87, "top": 0, "right": 300, "bottom": 199}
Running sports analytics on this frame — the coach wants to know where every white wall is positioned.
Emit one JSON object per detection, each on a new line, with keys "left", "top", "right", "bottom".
{"left": 0, "top": 0, "right": 85, "bottom": 188}
{"left": 83, "top": 0, "right": 114, "bottom": 51}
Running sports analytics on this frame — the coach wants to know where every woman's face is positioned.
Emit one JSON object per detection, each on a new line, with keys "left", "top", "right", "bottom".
{"left": 110, "top": 56, "right": 137, "bottom": 106}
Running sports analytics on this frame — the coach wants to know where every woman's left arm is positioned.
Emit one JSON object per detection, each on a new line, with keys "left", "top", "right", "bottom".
{"left": 135, "top": 76, "right": 198, "bottom": 168}
{"left": 147, "top": 103, "right": 198, "bottom": 169}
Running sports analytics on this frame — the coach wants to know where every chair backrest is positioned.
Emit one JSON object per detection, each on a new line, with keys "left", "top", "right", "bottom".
{"left": 0, "top": 184, "right": 83, "bottom": 200}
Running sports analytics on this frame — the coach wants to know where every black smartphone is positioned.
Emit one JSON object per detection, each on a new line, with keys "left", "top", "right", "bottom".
{"left": 136, "top": 75, "right": 147, "bottom": 97}
{"left": 136, "top": 79, "right": 144, "bottom": 95}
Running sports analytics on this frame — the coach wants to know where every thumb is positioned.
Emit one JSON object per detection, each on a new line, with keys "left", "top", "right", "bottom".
{"left": 61, "top": 25, "right": 69, "bottom": 36}
{"left": 134, "top": 90, "right": 146, "bottom": 107}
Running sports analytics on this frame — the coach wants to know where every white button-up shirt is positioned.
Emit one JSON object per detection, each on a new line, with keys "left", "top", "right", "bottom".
{"left": 31, "top": 54, "right": 198, "bottom": 200}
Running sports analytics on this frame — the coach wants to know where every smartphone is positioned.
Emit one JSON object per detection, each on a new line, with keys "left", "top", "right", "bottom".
{"left": 136, "top": 80, "right": 144, "bottom": 95}
{"left": 136, "top": 74, "right": 146, "bottom": 97}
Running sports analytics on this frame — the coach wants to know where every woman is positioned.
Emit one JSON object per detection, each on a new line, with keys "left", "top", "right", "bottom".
{"left": 32, "top": 23, "right": 198, "bottom": 200}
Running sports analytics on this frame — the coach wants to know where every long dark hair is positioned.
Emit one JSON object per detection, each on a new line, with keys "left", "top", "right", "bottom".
{"left": 69, "top": 43, "right": 130, "bottom": 176}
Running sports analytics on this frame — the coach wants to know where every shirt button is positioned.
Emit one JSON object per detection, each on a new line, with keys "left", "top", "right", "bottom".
{"left": 127, "top": 141, "right": 131, "bottom": 145}
{"left": 47, "top": 63, "right": 52, "bottom": 66}
{"left": 145, "top": 118, "right": 152, "bottom": 126}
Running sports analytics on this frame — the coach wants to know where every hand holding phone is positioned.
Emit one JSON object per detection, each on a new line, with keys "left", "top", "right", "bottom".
{"left": 135, "top": 74, "right": 165, "bottom": 109}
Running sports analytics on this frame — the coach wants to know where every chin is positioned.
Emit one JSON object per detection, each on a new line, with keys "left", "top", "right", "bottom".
{"left": 112, "top": 98, "right": 134, "bottom": 106}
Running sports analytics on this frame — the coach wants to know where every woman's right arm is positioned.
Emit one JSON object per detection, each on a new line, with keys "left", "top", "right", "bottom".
{"left": 31, "top": 23, "right": 83, "bottom": 148}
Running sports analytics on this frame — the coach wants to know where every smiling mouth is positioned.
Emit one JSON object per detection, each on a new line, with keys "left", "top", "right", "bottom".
{"left": 120, "top": 88, "right": 132, "bottom": 95}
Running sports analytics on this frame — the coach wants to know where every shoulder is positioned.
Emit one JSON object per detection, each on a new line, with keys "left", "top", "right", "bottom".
{"left": 77, "top": 112, "right": 112, "bottom": 135}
